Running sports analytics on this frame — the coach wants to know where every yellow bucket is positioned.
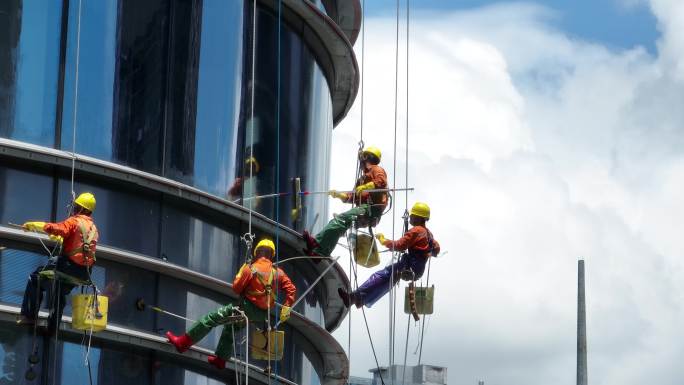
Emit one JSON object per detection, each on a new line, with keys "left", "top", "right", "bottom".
{"left": 404, "top": 285, "right": 434, "bottom": 315}
{"left": 353, "top": 233, "right": 380, "bottom": 268}
{"left": 250, "top": 330, "right": 284, "bottom": 361}
{"left": 71, "top": 294, "right": 108, "bottom": 332}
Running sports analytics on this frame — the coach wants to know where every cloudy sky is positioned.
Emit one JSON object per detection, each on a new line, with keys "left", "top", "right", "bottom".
{"left": 327, "top": 1, "right": 684, "bottom": 384}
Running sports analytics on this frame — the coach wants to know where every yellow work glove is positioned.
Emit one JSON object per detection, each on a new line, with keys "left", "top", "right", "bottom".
{"left": 48, "top": 234, "right": 63, "bottom": 245}
{"left": 355, "top": 181, "right": 375, "bottom": 194}
{"left": 23, "top": 221, "right": 46, "bottom": 233}
{"left": 279, "top": 306, "right": 291, "bottom": 323}
{"left": 375, "top": 233, "right": 387, "bottom": 244}
{"left": 328, "top": 190, "right": 347, "bottom": 200}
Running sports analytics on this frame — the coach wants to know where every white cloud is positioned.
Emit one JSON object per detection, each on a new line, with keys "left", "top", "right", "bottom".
{"left": 326, "top": 2, "right": 684, "bottom": 385}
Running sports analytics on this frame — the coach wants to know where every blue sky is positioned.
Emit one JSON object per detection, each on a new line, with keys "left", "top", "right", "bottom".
{"left": 365, "top": 0, "right": 659, "bottom": 53}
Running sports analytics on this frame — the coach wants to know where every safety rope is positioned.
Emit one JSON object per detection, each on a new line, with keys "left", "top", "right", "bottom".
{"left": 401, "top": 3, "right": 413, "bottom": 383}
{"left": 387, "top": 0, "right": 403, "bottom": 376}
{"left": 69, "top": 0, "right": 83, "bottom": 201}
{"left": 246, "top": 0, "right": 258, "bottom": 239}
{"left": 417, "top": 256, "right": 431, "bottom": 363}
{"left": 272, "top": 0, "right": 283, "bottom": 380}
{"left": 346, "top": 234, "right": 385, "bottom": 385}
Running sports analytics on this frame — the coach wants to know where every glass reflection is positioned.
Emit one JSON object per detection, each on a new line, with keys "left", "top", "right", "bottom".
{"left": 57, "top": 178, "right": 161, "bottom": 257}
{"left": 186, "top": 0, "right": 244, "bottom": 197}
{"left": 0, "top": 0, "right": 61, "bottom": 147}
{"left": 160, "top": 202, "right": 240, "bottom": 283}
{"left": 60, "top": 0, "right": 117, "bottom": 159}
{"left": 0, "top": 323, "right": 43, "bottom": 384}
{"left": 243, "top": 7, "right": 333, "bottom": 231}
{"left": 0, "top": 163, "right": 54, "bottom": 226}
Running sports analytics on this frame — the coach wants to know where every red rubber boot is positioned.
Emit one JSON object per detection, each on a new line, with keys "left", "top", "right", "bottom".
{"left": 208, "top": 355, "right": 226, "bottom": 370}
{"left": 166, "top": 331, "right": 193, "bottom": 353}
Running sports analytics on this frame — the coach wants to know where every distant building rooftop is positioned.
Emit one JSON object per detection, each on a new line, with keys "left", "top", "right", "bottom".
{"left": 369, "top": 365, "right": 447, "bottom": 385}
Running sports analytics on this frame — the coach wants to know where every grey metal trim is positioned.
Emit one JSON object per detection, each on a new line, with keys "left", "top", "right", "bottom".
{"left": 320, "top": 0, "right": 362, "bottom": 45}
{"left": 0, "top": 137, "right": 350, "bottom": 333}
{"left": 0, "top": 228, "right": 349, "bottom": 385}
{"left": 0, "top": 304, "right": 294, "bottom": 385}
{"left": 259, "top": 0, "right": 359, "bottom": 126}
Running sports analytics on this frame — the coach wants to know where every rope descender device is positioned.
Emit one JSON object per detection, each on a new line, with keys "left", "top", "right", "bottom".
{"left": 241, "top": 232, "right": 255, "bottom": 263}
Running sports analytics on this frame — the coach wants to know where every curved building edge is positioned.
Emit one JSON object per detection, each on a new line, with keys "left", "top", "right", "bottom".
{"left": 261, "top": 0, "right": 360, "bottom": 126}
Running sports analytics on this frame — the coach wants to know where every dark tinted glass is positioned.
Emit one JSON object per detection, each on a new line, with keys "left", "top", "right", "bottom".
{"left": 89, "top": 260, "right": 156, "bottom": 331}
{"left": 160, "top": 202, "right": 240, "bottom": 282}
{"left": 60, "top": 340, "right": 153, "bottom": 385}
{"left": 242, "top": 7, "right": 333, "bottom": 231}
{"left": 0, "top": 322, "right": 45, "bottom": 383}
{"left": 156, "top": 276, "right": 233, "bottom": 352}
{"left": 57, "top": 178, "right": 161, "bottom": 257}
{"left": 0, "top": 162, "right": 54, "bottom": 225}
{"left": 187, "top": 0, "right": 245, "bottom": 197}
{"left": 0, "top": 248, "right": 46, "bottom": 306}
{"left": 0, "top": 0, "right": 61, "bottom": 147}
{"left": 109, "top": 0, "right": 171, "bottom": 174}
{"left": 60, "top": 0, "right": 117, "bottom": 159}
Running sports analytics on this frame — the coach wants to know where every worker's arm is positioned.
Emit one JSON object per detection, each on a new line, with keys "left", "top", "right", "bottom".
{"left": 368, "top": 166, "right": 388, "bottom": 189}
{"left": 277, "top": 268, "right": 297, "bottom": 307}
{"left": 43, "top": 216, "right": 78, "bottom": 238}
{"left": 431, "top": 238, "right": 441, "bottom": 256}
{"left": 232, "top": 264, "right": 252, "bottom": 295}
{"left": 379, "top": 227, "right": 420, "bottom": 252}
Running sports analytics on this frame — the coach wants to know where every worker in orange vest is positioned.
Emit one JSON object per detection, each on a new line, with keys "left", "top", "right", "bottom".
{"left": 166, "top": 239, "right": 297, "bottom": 369}
{"left": 338, "top": 202, "right": 440, "bottom": 308}
{"left": 303, "top": 146, "right": 388, "bottom": 257}
{"left": 19, "top": 192, "right": 99, "bottom": 334}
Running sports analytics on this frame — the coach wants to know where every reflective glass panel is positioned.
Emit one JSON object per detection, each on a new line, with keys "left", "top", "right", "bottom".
{"left": 0, "top": 322, "right": 44, "bottom": 383}
{"left": 109, "top": 0, "right": 171, "bottom": 174}
{"left": 170, "top": 0, "right": 244, "bottom": 197}
{"left": 60, "top": 340, "right": 152, "bottom": 385}
{"left": 0, "top": 0, "right": 61, "bottom": 147}
{"left": 242, "top": 7, "right": 333, "bottom": 231}
{"left": 156, "top": 277, "right": 235, "bottom": 352}
{"left": 160, "top": 202, "right": 240, "bottom": 282}
{"left": 57, "top": 178, "right": 161, "bottom": 257}
{"left": 0, "top": 162, "right": 54, "bottom": 226}
{"left": 60, "top": 0, "right": 117, "bottom": 159}
{"left": 0, "top": 248, "right": 46, "bottom": 306}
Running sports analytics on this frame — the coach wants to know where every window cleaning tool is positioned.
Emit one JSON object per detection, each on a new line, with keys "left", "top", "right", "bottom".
{"left": 237, "top": 187, "right": 415, "bottom": 203}
{"left": 134, "top": 298, "right": 244, "bottom": 324}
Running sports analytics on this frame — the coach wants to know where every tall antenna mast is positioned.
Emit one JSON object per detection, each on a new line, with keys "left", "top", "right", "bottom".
{"left": 577, "top": 259, "right": 588, "bottom": 385}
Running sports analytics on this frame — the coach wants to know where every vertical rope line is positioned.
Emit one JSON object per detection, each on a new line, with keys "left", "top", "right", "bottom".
{"left": 401, "top": 313, "right": 411, "bottom": 385}
{"left": 405, "top": 0, "right": 410, "bottom": 212}
{"left": 418, "top": 257, "right": 432, "bottom": 364}
{"left": 248, "top": 0, "right": 258, "bottom": 236}
{"left": 273, "top": 0, "right": 282, "bottom": 379}
{"left": 70, "top": 0, "right": 83, "bottom": 200}
{"left": 389, "top": 0, "right": 401, "bottom": 374}
{"left": 360, "top": 0, "right": 366, "bottom": 141}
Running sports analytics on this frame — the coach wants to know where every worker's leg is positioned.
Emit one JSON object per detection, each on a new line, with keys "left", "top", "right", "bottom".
{"left": 354, "top": 258, "right": 407, "bottom": 307}
{"left": 187, "top": 303, "right": 238, "bottom": 343}
{"left": 214, "top": 300, "right": 266, "bottom": 360}
{"left": 47, "top": 280, "right": 76, "bottom": 335}
{"left": 313, "top": 205, "right": 370, "bottom": 256}
{"left": 20, "top": 269, "right": 49, "bottom": 321}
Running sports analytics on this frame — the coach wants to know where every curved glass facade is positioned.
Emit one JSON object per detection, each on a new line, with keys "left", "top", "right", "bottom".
{"left": 0, "top": 0, "right": 345, "bottom": 384}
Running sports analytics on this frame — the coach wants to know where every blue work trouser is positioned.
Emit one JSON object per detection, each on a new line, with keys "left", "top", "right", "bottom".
{"left": 354, "top": 253, "right": 427, "bottom": 307}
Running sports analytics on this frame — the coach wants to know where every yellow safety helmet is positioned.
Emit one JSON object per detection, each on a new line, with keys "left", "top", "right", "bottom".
{"left": 254, "top": 238, "right": 276, "bottom": 257}
{"left": 245, "top": 156, "right": 260, "bottom": 174}
{"left": 74, "top": 192, "right": 96, "bottom": 212}
{"left": 410, "top": 202, "right": 430, "bottom": 220}
{"left": 362, "top": 146, "right": 382, "bottom": 161}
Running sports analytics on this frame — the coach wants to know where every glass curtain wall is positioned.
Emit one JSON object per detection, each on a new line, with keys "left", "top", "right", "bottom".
{"left": 0, "top": 0, "right": 62, "bottom": 147}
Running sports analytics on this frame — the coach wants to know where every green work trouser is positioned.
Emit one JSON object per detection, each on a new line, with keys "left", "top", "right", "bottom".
{"left": 314, "top": 204, "right": 373, "bottom": 256}
{"left": 187, "top": 300, "right": 267, "bottom": 360}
